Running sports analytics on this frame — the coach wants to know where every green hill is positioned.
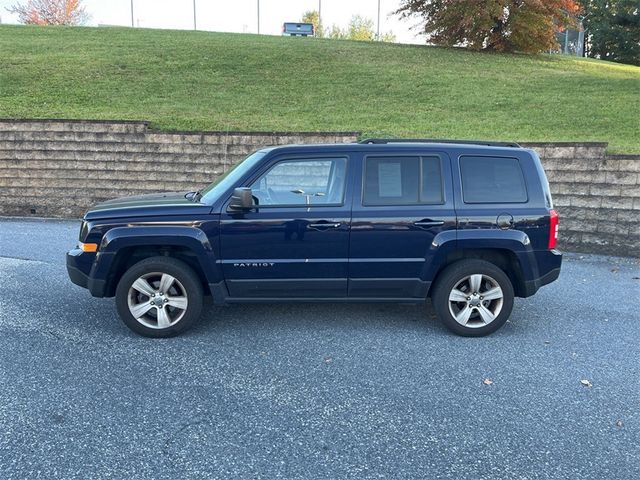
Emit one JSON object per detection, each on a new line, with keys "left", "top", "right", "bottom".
{"left": 1, "top": 25, "right": 638, "bottom": 152}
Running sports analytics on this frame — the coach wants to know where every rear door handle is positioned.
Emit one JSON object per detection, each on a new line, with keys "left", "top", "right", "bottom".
{"left": 308, "top": 222, "right": 342, "bottom": 230}
{"left": 414, "top": 219, "right": 445, "bottom": 228}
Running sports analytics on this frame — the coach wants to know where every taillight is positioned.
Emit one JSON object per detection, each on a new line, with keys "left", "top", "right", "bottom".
{"left": 548, "top": 209, "right": 559, "bottom": 249}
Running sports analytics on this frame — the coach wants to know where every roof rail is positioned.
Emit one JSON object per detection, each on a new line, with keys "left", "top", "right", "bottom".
{"left": 358, "top": 138, "right": 521, "bottom": 148}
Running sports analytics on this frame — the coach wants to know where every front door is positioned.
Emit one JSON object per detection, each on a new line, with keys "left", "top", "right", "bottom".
{"left": 349, "top": 152, "right": 456, "bottom": 299}
{"left": 219, "top": 154, "right": 352, "bottom": 298}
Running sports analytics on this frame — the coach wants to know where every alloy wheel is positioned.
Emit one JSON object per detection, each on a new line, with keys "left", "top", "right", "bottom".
{"left": 127, "top": 272, "right": 188, "bottom": 329}
{"left": 447, "top": 274, "right": 504, "bottom": 328}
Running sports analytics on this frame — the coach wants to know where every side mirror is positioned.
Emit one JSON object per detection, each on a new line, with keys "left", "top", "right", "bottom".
{"left": 228, "top": 187, "right": 254, "bottom": 212}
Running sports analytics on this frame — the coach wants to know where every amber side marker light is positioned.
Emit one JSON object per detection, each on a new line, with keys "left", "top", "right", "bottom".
{"left": 79, "top": 243, "right": 98, "bottom": 253}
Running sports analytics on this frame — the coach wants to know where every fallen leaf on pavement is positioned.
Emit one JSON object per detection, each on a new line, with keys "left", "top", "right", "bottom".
{"left": 580, "top": 379, "right": 593, "bottom": 388}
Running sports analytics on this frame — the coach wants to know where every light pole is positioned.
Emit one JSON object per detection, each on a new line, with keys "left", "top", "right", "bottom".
{"left": 130, "top": 0, "right": 134, "bottom": 28}
{"left": 193, "top": 0, "right": 196, "bottom": 30}
{"left": 376, "top": 0, "right": 381, "bottom": 40}
{"left": 257, "top": 0, "right": 260, "bottom": 34}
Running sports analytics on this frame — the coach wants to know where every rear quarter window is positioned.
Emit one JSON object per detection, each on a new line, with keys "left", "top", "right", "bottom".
{"left": 460, "top": 156, "right": 528, "bottom": 203}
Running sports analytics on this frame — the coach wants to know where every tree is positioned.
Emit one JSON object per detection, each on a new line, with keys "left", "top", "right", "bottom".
{"left": 380, "top": 31, "right": 397, "bottom": 43}
{"left": 301, "top": 10, "right": 324, "bottom": 38}
{"left": 7, "top": 0, "right": 89, "bottom": 26}
{"left": 395, "top": 0, "right": 581, "bottom": 53}
{"left": 345, "top": 15, "right": 375, "bottom": 41}
{"left": 326, "top": 24, "right": 348, "bottom": 40}
{"left": 327, "top": 15, "right": 396, "bottom": 42}
{"left": 580, "top": 0, "right": 639, "bottom": 65}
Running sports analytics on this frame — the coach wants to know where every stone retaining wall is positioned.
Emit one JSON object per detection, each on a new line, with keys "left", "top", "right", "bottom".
{"left": 0, "top": 120, "right": 357, "bottom": 218}
{"left": 0, "top": 120, "right": 638, "bottom": 256}
{"left": 523, "top": 143, "right": 639, "bottom": 257}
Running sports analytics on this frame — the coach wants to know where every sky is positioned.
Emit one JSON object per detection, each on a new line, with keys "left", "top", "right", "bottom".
{"left": 0, "top": 0, "right": 426, "bottom": 44}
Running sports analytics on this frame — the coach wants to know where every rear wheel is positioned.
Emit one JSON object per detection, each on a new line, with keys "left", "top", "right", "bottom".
{"left": 432, "top": 259, "right": 514, "bottom": 337}
{"left": 115, "top": 257, "right": 203, "bottom": 337}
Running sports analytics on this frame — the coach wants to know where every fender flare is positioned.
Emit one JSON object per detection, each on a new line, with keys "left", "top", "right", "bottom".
{"left": 422, "top": 229, "right": 538, "bottom": 287}
{"left": 91, "top": 226, "right": 221, "bottom": 291}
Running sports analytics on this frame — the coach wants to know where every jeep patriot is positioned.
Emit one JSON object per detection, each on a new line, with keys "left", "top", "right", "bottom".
{"left": 67, "top": 139, "right": 562, "bottom": 337}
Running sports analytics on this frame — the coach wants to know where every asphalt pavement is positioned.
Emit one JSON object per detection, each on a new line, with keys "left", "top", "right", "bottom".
{"left": 1, "top": 217, "right": 639, "bottom": 479}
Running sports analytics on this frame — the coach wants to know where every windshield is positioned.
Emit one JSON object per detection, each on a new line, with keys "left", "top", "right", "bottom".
{"left": 200, "top": 150, "right": 268, "bottom": 203}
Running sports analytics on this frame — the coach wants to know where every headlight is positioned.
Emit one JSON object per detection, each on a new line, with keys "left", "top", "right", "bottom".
{"left": 79, "top": 221, "right": 89, "bottom": 242}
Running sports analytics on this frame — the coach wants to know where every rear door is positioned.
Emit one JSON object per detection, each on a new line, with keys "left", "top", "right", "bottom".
{"left": 219, "top": 154, "right": 352, "bottom": 298}
{"left": 348, "top": 151, "right": 456, "bottom": 299}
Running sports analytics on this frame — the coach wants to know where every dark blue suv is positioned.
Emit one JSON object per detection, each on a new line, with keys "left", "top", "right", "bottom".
{"left": 66, "top": 139, "right": 562, "bottom": 337}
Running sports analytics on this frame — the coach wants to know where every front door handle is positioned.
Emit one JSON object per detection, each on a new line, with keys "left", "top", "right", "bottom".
{"left": 414, "top": 219, "right": 445, "bottom": 228}
{"left": 308, "top": 222, "right": 342, "bottom": 230}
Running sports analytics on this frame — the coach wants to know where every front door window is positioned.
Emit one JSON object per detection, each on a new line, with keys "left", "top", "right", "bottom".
{"left": 250, "top": 158, "right": 347, "bottom": 206}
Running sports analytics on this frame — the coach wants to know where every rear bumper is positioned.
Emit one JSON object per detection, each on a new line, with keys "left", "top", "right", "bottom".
{"left": 521, "top": 249, "right": 562, "bottom": 297}
{"left": 523, "top": 267, "right": 561, "bottom": 297}
{"left": 66, "top": 249, "right": 107, "bottom": 297}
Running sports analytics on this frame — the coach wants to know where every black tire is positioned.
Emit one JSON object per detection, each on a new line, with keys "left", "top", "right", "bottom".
{"left": 431, "top": 259, "right": 514, "bottom": 337}
{"left": 115, "top": 256, "right": 204, "bottom": 338}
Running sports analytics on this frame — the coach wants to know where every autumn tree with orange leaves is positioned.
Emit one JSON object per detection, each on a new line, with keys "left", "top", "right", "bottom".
{"left": 396, "top": 0, "right": 581, "bottom": 53}
{"left": 8, "top": 0, "right": 89, "bottom": 26}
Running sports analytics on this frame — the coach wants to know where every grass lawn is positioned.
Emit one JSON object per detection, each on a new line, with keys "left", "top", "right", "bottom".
{"left": 0, "top": 25, "right": 638, "bottom": 152}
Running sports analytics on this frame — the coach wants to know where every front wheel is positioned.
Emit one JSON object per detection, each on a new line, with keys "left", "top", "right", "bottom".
{"left": 432, "top": 260, "right": 514, "bottom": 337}
{"left": 115, "top": 257, "right": 204, "bottom": 337}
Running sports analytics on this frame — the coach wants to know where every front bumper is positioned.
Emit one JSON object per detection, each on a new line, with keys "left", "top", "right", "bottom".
{"left": 66, "top": 249, "right": 107, "bottom": 297}
{"left": 67, "top": 262, "right": 89, "bottom": 289}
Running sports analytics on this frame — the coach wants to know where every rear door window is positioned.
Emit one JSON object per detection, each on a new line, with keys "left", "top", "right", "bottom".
{"left": 363, "top": 156, "right": 443, "bottom": 205}
{"left": 459, "top": 156, "right": 527, "bottom": 203}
